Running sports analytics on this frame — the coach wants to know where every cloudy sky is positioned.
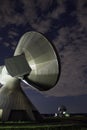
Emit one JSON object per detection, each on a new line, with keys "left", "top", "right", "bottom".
{"left": 0, "top": 0, "right": 87, "bottom": 113}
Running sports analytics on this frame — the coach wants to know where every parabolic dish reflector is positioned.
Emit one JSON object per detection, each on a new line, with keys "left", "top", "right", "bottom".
{"left": 14, "top": 31, "right": 60, "bottom": 91}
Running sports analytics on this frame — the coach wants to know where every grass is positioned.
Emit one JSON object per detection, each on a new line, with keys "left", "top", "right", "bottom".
{"left": 0, "top": 124, "right": 87, "bottom": 130}
{"left": 0, "top": 116, "right": 87, "bottom": 130}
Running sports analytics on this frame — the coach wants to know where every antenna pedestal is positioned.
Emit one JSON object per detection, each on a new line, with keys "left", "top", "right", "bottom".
{"left": 0, "top": 81, "right": 42, "bottom": 121}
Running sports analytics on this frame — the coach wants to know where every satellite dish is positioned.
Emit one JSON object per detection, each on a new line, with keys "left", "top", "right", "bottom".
{"left": 0, "top": 31, "right": 60, "bottom": 121}
{"left": 14, "top": 31, "right": 60, "bottom": 91}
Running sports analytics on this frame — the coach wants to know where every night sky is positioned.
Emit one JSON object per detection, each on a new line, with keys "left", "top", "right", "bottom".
{"left": 0, "top": 0, "right": 87, "bottom": 114}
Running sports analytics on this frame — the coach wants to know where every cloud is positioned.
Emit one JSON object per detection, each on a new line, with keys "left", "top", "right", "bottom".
{"left": 8, "top": 30, "right": 19, "bottom": 39}
{"left": 0, "top": 0, "right": 65, "bottom": 33}
{"left": 0, "top": 0, "right": 27, "bottom": 26}
{"left": 0, "top": 0, "right": 43, "bottom": 27}
{"left": 31, "top": 19, "right": 51, "bottom": 33}
{"left": 3, "top": 42, "right": 10, "bottom": 47}
{"left": 77, "top": 0, "right": 87, "bottom": 28}
{"left": 29, "top": 0, "right": 65, "bottom": 33}
{"left": 46, "top": 0, "right": 65, "bottom": 19}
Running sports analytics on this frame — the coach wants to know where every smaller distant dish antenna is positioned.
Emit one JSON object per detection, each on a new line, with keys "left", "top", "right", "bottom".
{"left": 0, "top": 31, "right": 61, "bottom": 121}
{"left": 58, "top": 105, "right": 67, "bottom": 117}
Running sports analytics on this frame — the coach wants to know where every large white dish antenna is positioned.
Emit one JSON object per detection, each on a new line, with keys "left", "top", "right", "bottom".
{"left": 13, "top": 31, "right": 60, "bottom": 91}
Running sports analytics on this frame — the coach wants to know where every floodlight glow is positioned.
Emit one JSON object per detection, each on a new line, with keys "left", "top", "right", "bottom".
{"left": 0, "top": 109, "right": 3, "bottom": 120}
{"left": 63, "top": 111, "right": 66, "bottom": 114}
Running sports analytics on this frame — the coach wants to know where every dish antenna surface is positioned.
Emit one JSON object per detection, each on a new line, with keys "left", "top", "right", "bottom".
{"left": 0, "top": 31, "right": 60, "bottom": 121}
